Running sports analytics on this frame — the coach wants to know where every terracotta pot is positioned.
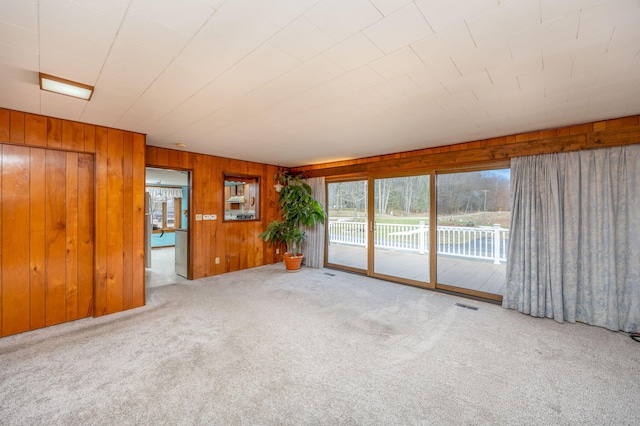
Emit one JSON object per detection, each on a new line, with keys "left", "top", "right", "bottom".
{"left": 283, "top": 252, "right": 304, "bottom": 272}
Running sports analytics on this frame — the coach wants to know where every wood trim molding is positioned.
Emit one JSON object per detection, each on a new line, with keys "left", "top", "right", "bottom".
{"left": 293, "top": 114, "right": 640, "bottom": 178}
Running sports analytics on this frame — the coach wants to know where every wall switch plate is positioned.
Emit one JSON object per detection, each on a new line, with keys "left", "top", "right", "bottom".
{"left": 203, "top": 214, "right": 211, "bottom": 220}
{"left": 195, "top": 214, "right": 203, "bottom": 221}
{"left": 275, "top": 248, "right": 279, "bottom": 254}
{"left": 215, "top": 257, "right": 220, "bottom": 264}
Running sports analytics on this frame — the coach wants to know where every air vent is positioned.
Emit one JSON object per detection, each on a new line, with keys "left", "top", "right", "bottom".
{"left": 455, "top": 302, "right": 479, "bottom": 310}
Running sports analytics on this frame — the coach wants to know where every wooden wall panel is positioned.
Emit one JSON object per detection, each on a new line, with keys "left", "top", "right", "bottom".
{"left": 131, "top": 134, "right": 146, "bottom": 308}
{"left": 1, "top": 145, "right": 31, "bottom": 335}
{"left": 25, "top": 114, "right": 47, "bottom": 148}
{"left": 77, "top": 154, "right": 94, "bottom": 317}
{"left": 106, "top": 129, "right": 124, "bottom": 314}
{"left": 9, "top": 111, "right": 25, "bottom": 144}
{"left": 146, "top": 147, "right": 279, "bottom": 280}
{"left": 29, "top": 149, "right": 46, "bottom": 330}
{"left": 65, "top": 152, "right": 80, "bottom": 321}
{"left": 45, "top": 149, "right": 67, "bottom": 326}
{"left": 0, "top": 108, "right": 145, "bottom": 336}
{"left": 122, "top": 132, "right": 134, "bottom": 310}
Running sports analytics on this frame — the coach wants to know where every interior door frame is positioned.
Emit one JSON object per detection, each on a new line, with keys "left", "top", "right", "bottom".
{"left": 144, "top": 166, "right": 193, "bottom": 280}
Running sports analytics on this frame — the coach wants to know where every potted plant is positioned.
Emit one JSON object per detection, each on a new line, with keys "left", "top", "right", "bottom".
{"left": 260, "top": 173, "right": 326, "bottom": 272}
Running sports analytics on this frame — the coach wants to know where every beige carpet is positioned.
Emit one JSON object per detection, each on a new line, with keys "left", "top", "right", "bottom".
{"left": 1, "top": 264, "right": 638, "bottom": 425}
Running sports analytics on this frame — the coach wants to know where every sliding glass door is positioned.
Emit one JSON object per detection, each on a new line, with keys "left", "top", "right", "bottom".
{"left": 373, "top": 175, "right": 430, "bottom": 283}
{"left": 436, "top": 169, "right": 510, "bottom": 298}
{"left": 326, "top": 180, "right": 368, "bottom": 272}
{"left": 325, "top": 166, "right": 509, "bottom": 300}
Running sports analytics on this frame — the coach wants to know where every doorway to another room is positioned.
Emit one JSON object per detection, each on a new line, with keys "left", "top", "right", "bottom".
{"left": 145, "top": 167, "right": 191, "bottom": 288}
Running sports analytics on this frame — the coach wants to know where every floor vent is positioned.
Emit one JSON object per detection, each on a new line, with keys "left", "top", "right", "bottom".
{"left": 455, "top": 302, "right": 479, "bottom": 311}
{"left": 324, "top": 272, "right": 336, "bottom": 276}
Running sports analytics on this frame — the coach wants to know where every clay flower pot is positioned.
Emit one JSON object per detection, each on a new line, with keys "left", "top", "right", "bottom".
{"left": 283, "top": 252, "right": 304, "bottom": 272}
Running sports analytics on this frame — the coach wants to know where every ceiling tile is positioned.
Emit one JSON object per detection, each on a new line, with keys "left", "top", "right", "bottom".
{"left": 108, "top": 37, "right": 177, "bottom": 74}
{"left": 304, "top": 0, "right": 382, "bottom": 42}
{"left": 408, "top": 59, "right": 460, "bottom": 89}
{"left": 0, "top": 43, "right": 38, "bottom": 70}
{"left": 415, "top": 0, "right": 497, "bottom": 33}
{"left": 69, "top": 0, "right": 130, "bottom": 20}
{"left": 199, "top": 1, "right": 281, "bottom": 52}
{"left": 40, "top": 22, "right": 111, "bottom": 65}
{"left": 118, "top": 9, "right": 191, "bottom": 54}
{"left": 373, "top": 74, "right": 420, "bottom": 98}
{"left": 183, "top": 33, "right": 251, "bottom": 80}
{"left": 540, "top": 0, "right": 600, "bottom": 21}
{"left": 486, "top": 55, "right": 543, "bottom": 83}
{"left": 131, "top": 0, "right": 216, "bottom": 36}
{"left": 508, "top": 12, "right": 580, "bottom": 60}
{"left": 335, "top": 65, "right": 386, "bottom": 92}
{"left": 362, "top": 3, "right": 433, "bottom": 54}
{"left": 0, "top": 63, "right": 40, "bottom": 113}
{"left": 0, "top": 21, "right": 38, "bottom": 54}
{"left": 441, "top": 70, "right": 492, "bottom": 95}
{"left": 40, "top": 90, "right": 88, "bottom": 121}
{"left": 0, "top": 0, "right": 37, "bottom": 31}
{"left": 466, "top": 0, "right": 541, "bottom": 47}
{"left": 322, "top": 32, "right": 384, "bottom": 71}
{"left": 270, "top": 16, "right": 336, "bottom": 62}
{"left": 369, "top": 0, "right": 413, "bottom": 17}
{"left": 239, "top": 0, "right": 319, "bottom": 28}
{"left": 345, "top": 88, "right": 386, "bottom": 108}
{"left": 39, "top": 0, "right": 122, "bottom": 45}
{"left": 606, "top": 23, "right": 640, "bottom": 56}
{"left": 542, "top": 28, "right": 612, "bottom": 69}
{"left": 369, "top": 46, "right": 425, "bottom": 80}
{"left": 411, "top": 23, "right": 476, "bottom": 65}
{"left": 578, "top": 0, "right": 640, "bottom": 38}
{"left": 40, "top": 48, "right": 103, "bottom": 84}
{"left": 517, "top": 62, "right": 572, "bottom": 92}
{"left": 451, "top": 39, "right": 512, "bottom": 75}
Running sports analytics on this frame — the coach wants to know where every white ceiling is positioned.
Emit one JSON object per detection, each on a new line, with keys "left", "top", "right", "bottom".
{"left": 1, "top": 0, "right": 639, "bottom": 167}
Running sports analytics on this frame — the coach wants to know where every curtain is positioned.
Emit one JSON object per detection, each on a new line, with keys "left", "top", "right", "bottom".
{"left": 503, "top": 145, "right": 640, "bottom": 332}
{"left": 146, "top": 186, "right": 183, "bottom": 201}
{"left": 303, "top": 177, "right": 326, "bottom": 268}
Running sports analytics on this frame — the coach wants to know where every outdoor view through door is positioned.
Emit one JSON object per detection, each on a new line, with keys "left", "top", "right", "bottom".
{"left": 436, "top": 169, "right": 510, "bottom": 298}
{"left": 326, "top": 167, "right": 510, "bottom": 300}
{"left": 374, "top": 175, "right": 430, "bottom": 282}
{"left": 327, "top": 180, "right": 367, "bottom": 271}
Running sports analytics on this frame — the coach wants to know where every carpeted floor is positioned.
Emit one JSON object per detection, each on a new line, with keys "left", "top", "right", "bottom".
{"left": 1, "top": 264, "right": 638, "bottom": 425}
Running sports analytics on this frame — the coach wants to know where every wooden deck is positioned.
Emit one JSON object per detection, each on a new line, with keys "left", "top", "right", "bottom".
{"left": 327, "top": 244, "right": 506, "bottom": 296}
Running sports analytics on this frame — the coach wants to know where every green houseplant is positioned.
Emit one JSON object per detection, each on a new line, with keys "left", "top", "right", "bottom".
{"left": 260, "top": 173, "right": 326, "bottom": 271}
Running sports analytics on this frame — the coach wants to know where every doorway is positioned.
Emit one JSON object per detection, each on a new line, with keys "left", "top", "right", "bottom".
{"left": 145, "top": 167, "right": 191, "bottom": 287}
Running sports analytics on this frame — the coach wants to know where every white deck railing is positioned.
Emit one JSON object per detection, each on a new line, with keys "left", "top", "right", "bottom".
{"left": 328, "top": 221, "right": 509, "bottom": 264}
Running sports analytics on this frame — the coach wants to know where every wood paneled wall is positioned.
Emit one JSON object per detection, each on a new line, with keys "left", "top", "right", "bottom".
{"left": 0, "top": 108, "right": 146, "bottom": 334}
{"left": 146, "top": 147, "right": 280, "bottom": 279}
{"left": 1, "top": 146, "right": 94, "bottom": 336}
{"left": 292, "top": 115, "right": 640, "bottom": 177}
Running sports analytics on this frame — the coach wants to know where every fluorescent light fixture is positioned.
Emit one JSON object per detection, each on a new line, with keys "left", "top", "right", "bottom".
{"left": 39, "top": 73, "right": 94, "bottom": 100}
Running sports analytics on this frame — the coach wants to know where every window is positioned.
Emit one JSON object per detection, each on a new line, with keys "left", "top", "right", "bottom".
{"left": 224, "top": 174, "right": 260, "bottom": 221}
{"left": 147, "top": 186, "right": 183, "bottom": 229}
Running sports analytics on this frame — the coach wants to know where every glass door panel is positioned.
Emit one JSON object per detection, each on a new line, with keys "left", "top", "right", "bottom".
{"left": 436, "top": 169, "right": 510, "bottom": 297}
{"left": 326, "top": 180, "right": 368, "bottom": 271}
{"left": 373, "top": 175, "right": 430, "bottom": 283}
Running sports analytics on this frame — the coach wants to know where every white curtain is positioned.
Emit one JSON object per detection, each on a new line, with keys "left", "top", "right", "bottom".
{"left": 303, "top": 177, "right": 326, "bottom": 268}
{"left": 146, "top": 186, "right": 183, "bottom": 201}
{"left": 503, "top": 145, "right": 640, "bottom": 332}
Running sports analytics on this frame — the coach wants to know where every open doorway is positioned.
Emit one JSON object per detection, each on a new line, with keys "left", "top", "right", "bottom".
{"left": 145, "top": 167, "right": 191, "bottom": 288}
